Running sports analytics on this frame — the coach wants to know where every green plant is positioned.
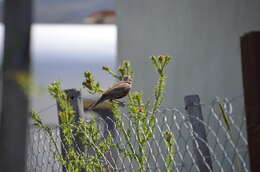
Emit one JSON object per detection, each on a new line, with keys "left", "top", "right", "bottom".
{"left": 32, "top": 81, "right": 115, "bottom": 172}
{"left": 84, "top": 55, "right": 175, "bottom": 171}
{"left": 32, "top": 55, "right": 176, "bottom": 172}
{"left": 163, "top": 130, "right": 176, "bottom": 172}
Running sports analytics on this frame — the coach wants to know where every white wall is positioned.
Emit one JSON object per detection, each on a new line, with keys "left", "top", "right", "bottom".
{"left": 116, "top": 0, "right": 260, "bottom": 107}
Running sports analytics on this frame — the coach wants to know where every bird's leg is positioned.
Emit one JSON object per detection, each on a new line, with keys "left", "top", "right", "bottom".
{"left": 109, "top": 99, "right": 125, "bottom": 107}
{"left": 109, "top": 99, "right": 118, "bottom": 104}
{"left": 114, "top": 100, "right": 126, "bottom": 107}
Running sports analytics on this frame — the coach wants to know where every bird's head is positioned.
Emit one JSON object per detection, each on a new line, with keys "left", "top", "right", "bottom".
{"left": 122, "top": 75, "right": 133, "bottom": 83}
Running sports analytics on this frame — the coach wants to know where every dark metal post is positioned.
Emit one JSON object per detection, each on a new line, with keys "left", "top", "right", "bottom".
{"left": 0, "top": 0, "right": 32, "bottom": 171}
{"left": 57, "top": 89, "right": 85, "bottom": 172}
{"left": 241, "top": 31, "right": 260, "bottom": 172}
{"left": 185, "top": 95, "right": 213, "bottom": 172}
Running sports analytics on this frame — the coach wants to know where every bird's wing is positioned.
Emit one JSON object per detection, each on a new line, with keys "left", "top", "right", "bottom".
{"left": 103, "top": 82, "right": 131, "bottom": 96}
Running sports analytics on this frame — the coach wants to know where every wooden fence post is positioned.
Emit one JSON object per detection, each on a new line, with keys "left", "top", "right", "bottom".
{"left": 0, "top": 0, "right": 32, "bottom": 171}
{"left": 184, "top": 95, "right": 213, "bottom": 172}
{"left": 240, "top": 31, "right": 260, "bottom": 172}
{"left": 57, "top": 89, "right": 85, "bottom": 172}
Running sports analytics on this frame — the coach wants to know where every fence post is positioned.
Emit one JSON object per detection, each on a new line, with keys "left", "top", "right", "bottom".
{"left": 240, "top": 31, "right": 260, "bottom": 172}
{"left": 184, "top": 95, "right": 213, "bottom": 172}
{"left": 0, "top": 0, "right": 32, "bottom": 171}
{"left": 57, "top": 89, "right": 85, "bottom": 172}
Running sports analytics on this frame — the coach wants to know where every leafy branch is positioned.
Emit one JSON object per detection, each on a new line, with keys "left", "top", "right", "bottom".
{"left": 31, "top": 54, "right": 176, "bottom": 172}
{"left": 85, "top": 55, "right": 174, "bottom": 171}
{"left": 163, "top": 130, "right": 176, "bottom": 172}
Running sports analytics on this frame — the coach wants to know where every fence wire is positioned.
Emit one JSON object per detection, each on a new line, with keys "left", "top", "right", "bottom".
{"left": 27, "top": 96, "right": 249, "bottom": 172}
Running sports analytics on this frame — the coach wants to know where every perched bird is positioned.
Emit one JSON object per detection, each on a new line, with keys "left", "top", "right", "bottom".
{"left": 88, "top": 75, "right": 133, "bottom": 110}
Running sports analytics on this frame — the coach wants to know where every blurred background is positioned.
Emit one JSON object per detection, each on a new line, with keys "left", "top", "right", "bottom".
{"left": 0, "top": 0, "right": 259, "bottom": 124}
{"left": 0, "top": 0, "right": 260, "bottom": 171}
{"left": 0, "top": 0, "right": 117, "bottom": 124}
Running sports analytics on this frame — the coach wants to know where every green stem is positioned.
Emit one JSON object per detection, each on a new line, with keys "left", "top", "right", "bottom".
{"left": 119, "top": 120, "right": 140, "bottom": 164}
{"left": 152, "top": 75, "right": 164, "bottom": 114}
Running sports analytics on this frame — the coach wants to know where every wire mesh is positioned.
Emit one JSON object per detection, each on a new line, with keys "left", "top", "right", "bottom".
{"left": 27, "top": 96, "right": 249, "bottom": 172}
{"left": 27, "top": 126, "right": 61, "bottom": 172}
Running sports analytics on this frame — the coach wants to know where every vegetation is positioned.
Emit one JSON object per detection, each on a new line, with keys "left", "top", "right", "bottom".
{"left": 32, "top": 55, "right": 176, "bottom": 172}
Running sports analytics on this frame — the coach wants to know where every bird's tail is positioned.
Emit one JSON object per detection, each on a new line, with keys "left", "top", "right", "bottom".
{"left": 87, "top": 97, "right": 105, "bottom": 110}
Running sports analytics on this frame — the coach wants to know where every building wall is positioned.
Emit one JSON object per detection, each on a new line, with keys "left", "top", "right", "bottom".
{"left": 116, "top": 0, "right": 260, "bottom": 107}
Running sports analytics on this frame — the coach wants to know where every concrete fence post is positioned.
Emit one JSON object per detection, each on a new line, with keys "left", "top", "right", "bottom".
{"left": 184, "top": 95, "right": 213, "bottom": 172}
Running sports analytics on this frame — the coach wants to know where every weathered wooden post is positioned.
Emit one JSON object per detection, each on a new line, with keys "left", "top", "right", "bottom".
{"left": 185, "top": 95, "right": 213, "bottom": 172}
{"left": 84, "top": 101, "right": 117, "bottom": 170}
{"left": 0, "top": 0, "right": 32, "bottom": 171}
{"left": 241, "top": 31, "right": 260, "bottom": 172}
{"left": 92, "top": 108, "right": 117, "bottom": 169}
{"left": 57, "top": 89, "right": 85, "bottom": 172}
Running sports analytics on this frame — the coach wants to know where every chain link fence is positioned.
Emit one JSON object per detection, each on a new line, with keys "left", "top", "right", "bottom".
{"left": 27, "top": 96, "right": 249, "bottom": 172}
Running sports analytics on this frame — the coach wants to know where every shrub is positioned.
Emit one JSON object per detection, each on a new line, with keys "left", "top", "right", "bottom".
{"left": 32, "top": 55, "right": 176, "bottom": 172}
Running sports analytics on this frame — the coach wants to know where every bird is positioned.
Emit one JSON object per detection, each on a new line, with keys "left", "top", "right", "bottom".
{"left": 88, "top": 75, "right": 133, "bottom": 110}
